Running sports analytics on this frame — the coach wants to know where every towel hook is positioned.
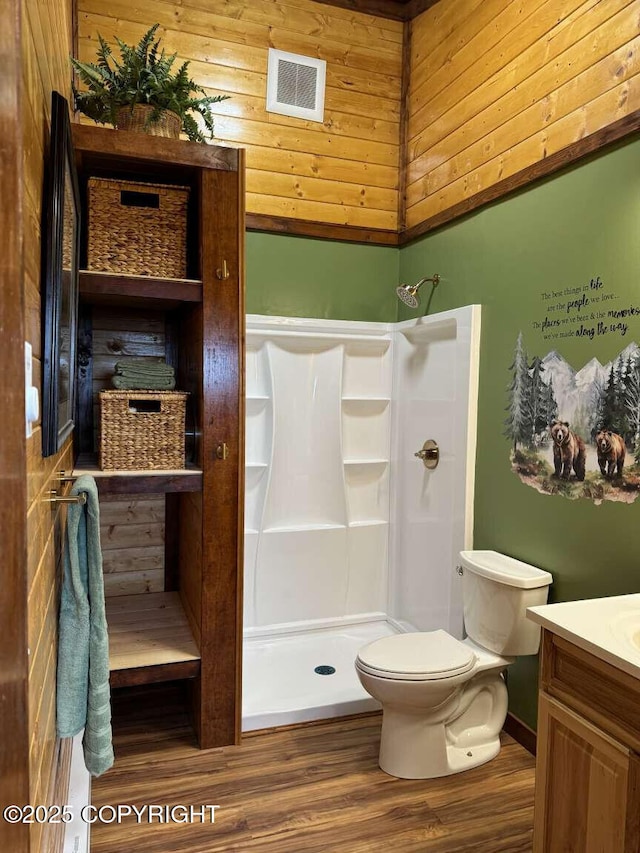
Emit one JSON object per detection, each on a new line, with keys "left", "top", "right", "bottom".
{"left": 45, "top": 489, "right": 87, "bottom": 505}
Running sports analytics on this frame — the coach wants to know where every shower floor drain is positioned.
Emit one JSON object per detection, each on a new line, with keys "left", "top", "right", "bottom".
{"left": 314, "top": 665, "right": 336, "bottom": 675}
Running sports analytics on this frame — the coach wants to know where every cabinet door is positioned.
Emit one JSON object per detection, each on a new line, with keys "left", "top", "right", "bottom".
{"left": 534, "top": 693, "right": 640, "bottom": 853}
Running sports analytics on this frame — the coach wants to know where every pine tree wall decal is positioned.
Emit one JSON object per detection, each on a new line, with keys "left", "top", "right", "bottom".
{"left": 504, "top": 332, "right": 533, "bottom": 452}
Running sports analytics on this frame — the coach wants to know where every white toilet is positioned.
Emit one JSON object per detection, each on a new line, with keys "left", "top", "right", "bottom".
{"left": 355, "top": 550, "right": 552, "bottom": 779}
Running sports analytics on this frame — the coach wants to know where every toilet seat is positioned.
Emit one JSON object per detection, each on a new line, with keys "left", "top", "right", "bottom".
{"left": 356, "top": 630, "right": 476, "bottom": 681}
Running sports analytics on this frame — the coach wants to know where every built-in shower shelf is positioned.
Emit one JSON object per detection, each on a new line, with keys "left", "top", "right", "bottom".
{"left": 263, "top": 523, "right": 347, "bottom": 533}
{"left": 341, "top": 397, "right": 390, "bottom": 403}
{"left": 348, "top": 519, "right": 388, "bottom": 528}
{"left": 246, "top": 395, "right": 270, "bottom": 412}
{"left": 106, "top": 592, "right": 200, "bottom": 688}
{"left": 246, "top": 462, "right": 269, "bottom": 469}
{"left": 343, "top": 458, "right": 389, "bottom": 466}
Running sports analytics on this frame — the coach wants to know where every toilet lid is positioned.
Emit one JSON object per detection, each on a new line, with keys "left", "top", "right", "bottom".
{"left": 356, "top": 631, "right": 476, "bottom": 681}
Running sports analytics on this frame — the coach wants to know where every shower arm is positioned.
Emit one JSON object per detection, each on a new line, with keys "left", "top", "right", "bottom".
{"left": 415, "top": 274, "right": 440, "bottom": 289}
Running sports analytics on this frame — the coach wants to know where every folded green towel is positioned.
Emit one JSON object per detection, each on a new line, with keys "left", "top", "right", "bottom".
{"left": 115, "top": 367, "right": 175, "bottom": 378}
{"left": 114, "top": 358, "right": 175, "bottom": 376}
{"left": 112, "top": 374, "right": 176, "bottom": 390}
{"left": 115, "top": 369, "right": 175, "bottom": 380}
{"left": 56, "top": 475, "right": 114, "bottom": 777}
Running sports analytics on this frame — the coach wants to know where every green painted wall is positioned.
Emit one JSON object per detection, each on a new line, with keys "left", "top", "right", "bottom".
{"left": 400, "top": 137, "right": 640, "bottom": 728}
{"left": 246, "top": 232, "right": 399, "bottom": 322}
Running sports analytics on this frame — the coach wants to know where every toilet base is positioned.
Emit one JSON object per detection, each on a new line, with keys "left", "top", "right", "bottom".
{"left": 378, "top": 708, "right": 502, "bottom": 779}
{"left": 376, "top": 671, "right": 508, "bottom": 779}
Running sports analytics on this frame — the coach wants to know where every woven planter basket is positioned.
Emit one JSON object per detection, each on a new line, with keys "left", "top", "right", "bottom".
{"left": 115, "top": 104, "right": 181, "bottom": 138}
{"left": 99, "top": 390, "right": 188, "bottom": 471}
{"left": 87, "top": 177, "right": 189, "bottom": 278}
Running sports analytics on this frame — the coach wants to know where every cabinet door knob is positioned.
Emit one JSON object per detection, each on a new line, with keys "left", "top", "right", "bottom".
{"left": 216, "top": 442, "right": 229, "bottom": 460}
{"left": 216, "top": 260, "right": 230, "bottom": 280}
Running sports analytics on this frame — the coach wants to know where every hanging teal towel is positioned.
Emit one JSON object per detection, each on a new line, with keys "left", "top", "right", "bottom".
{"left": 56, "top": 475, "right": 114, "bottom": 777}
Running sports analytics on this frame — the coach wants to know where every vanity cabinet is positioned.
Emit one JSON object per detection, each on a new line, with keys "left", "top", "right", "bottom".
{"left": 70, "top": 125, "right": 245, "bottom": 749}
{"left": 533, "top": 630, "right": 640, "bottom": 852}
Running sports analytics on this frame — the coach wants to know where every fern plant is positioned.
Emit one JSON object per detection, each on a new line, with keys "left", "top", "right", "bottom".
{"left": 71, "top": 24, "right": 229, "bottom": 143}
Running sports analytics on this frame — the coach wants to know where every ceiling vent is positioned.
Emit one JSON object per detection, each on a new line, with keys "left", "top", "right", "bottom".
{"left": 266, "top": 48, "right": 326, "bottom": 123}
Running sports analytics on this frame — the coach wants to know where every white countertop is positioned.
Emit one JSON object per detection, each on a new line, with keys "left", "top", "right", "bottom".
{"left": 527, "top": 593, "right": 640, "bottom": 681}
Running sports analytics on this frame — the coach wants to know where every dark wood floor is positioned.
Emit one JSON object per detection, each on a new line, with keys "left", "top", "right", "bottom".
{"left": 92, "top": 686, "right": 536, "bottom": 852}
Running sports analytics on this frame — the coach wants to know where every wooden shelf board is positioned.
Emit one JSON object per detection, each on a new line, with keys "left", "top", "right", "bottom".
{"left": 110, "top": 660, "right": 200, "bottom": 689}
{"left": 73, "top": 124, "right": 239, "bottom": 173}
{"left": 73, "top": 454, "right": 202, "bottom": 495}
{"left": 79, "top": 270, "right": 202, "bottom": 307}
{"left": 106, "top": 592, "right": 200, "bottom": 686}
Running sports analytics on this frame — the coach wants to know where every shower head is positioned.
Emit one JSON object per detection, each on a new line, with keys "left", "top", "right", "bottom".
{"left": 396, "top": 284, "right": 420, "bottom": 308}
{"left": 395, "top": 274, "right": 440, "bottom": 308}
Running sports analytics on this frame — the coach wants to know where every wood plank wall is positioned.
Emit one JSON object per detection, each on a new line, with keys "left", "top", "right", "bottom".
{"left": 101, "top": 495, "right": 166, "bottom": 596}
{"left": 21, "top": 1, "right": 73, "bottom": 850}
{"left": 405, "top": 0, "right": 640, "bottom": 231}
{"left": 90, "top": 307, "right": 167, "bottom": 449}
{"left": 1, "top": 0, "right": 30, "bottom": 850}
{"left": 75, "top": 0, "right": 403, "bottom": 231}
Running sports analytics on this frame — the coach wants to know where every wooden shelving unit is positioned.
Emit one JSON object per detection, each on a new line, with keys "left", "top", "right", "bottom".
{"left": 72, "top": 124, "right": 245, "bottom": 749}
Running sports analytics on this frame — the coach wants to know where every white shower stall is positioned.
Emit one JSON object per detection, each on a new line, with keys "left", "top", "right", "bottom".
{"left": 242, "top": 305, "right": 481, "bottom": 731}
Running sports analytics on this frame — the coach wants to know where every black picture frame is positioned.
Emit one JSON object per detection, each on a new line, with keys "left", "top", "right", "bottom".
{"left": 42, "top": 92, "right": 81, "bottom": 457}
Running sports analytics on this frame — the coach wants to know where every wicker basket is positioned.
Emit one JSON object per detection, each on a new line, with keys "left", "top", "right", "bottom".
{"left": 87, "top": 177, "right": 189, "bottom": 278}
{"left": 115, "top": 105, "right": 181, "bottom": 138}
{"left": 99, "top": 390, "right": 188, "bottom": 471}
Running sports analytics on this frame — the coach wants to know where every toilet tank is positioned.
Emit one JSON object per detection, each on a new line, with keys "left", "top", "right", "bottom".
{"left": 459, "top": 551, "right": 553, "bottom": 656}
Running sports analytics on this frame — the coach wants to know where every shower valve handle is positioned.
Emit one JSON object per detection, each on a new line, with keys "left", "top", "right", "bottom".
{"left": 415, "top": 440, "right": 439, "bottom": 469}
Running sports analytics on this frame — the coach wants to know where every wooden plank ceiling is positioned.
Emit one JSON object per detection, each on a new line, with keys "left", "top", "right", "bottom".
{"left": 310, "top": 0, "right": 439, "bottom": 22}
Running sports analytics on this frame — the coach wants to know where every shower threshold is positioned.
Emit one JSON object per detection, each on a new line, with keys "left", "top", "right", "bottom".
{"left": 242, "top": 618, "right": 398, "bottom": 732}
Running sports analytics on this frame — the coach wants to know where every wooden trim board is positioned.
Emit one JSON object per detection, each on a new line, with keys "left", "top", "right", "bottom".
{"left": 246, "top": 213, "right": 399, "bottom": 246}
{"left": 198, "top": 164, "right": 245, "bottom": 748}
{"left": 504, "top": 711, "right": 537, "bottom": 756}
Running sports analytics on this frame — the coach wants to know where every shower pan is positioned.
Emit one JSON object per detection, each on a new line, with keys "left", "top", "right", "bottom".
{"left": 242, "top": 306, "right": 481, "bottom": 731}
